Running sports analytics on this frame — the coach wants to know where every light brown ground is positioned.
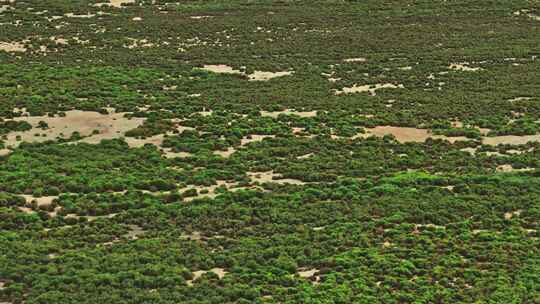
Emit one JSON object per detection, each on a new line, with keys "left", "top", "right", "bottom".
{"left": 187, "top": 268, "right": 227, "bottom": 286}
{"left": 448, "top": 63, "right": 482, "bottom": 72}
{"left": 201, "top": 64, "right": 293, "bottom": 81}
{"left": 260, "top": 109, "right": 317, "bottom": 118}
{"left": 94, "top": 0, "right": 135, "bottom": 7}
{"left": 0, "top": 41, "right": 26, "bottom": 52}
{"left": 248, "top": 171, "right": 305, "bottom": 185}
{"left": 335, "top": 83, "right": 404, "bottom": 96}
{"left": 21, "top": 195, "right": 58, "bottom": 207}
{"left": 358, "top": 126, "right": 468, "bottom": 143}
{"left": 343, "top": 57, "right": 366, "bottom": 63}
{"left": 496, "top": 165, "right": 533, "bottom": 172}
{"left": 504, "top": 209, "right": 522, "bottom": 220}
{"left": 2, "top": 110, "right": 145, "bottom": 149}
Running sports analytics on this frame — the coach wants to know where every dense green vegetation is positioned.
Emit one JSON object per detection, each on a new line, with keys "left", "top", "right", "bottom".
{"left": 0, "top": 0, "right": 539, "bottom": 303}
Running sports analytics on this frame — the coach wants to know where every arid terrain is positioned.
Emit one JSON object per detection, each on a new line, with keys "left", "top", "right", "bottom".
{"left": 0, "top": 0, "right": 539, "bottom": 303}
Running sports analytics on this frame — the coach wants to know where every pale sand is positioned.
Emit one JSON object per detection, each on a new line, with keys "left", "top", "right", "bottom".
{"left": 187, "top": 268, "right": 227, "bottom": 286}
{"left": 94, "top": 0, "right": 135, "bottom": 8}
{"left": 200, "top": 64, "right": 293, "bottom": 81}
{"left": 343, "top": 57, "right": 366, "bottom": 63}
{"left": 357, "top": 126, "right": 468, "bottom": 143}
{"left": 248, "top": 171, "right": 305, "bottom": 185}
{"left": 0, "top": 41, "right": 26, "bottom": 52}
{"left": 448, "top": 63, "right": 482, "bottom": 72}
{"left": 2, "top": 110, "right": 145, "bottom": 149}
{"left": 21, "top": 195, "right": 58, "bottom": 206}
{"left": 260, "top": 109, "right": 316, "bottom": 118}
{"left": 496, "top": 165, "right": 533, "bottom": 172}
{"left": 335, "top": 83, "right": 404, "bottom": 96}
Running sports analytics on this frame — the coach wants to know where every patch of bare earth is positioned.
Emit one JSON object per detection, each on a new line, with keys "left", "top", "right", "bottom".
{"left": 2, "top": 110, "right": 145, "bottom": 150}
{"left": 448, "top": 63, "right": 482, "bottom": 72}
{"left": 0, "top": 41, "right": 26, "bottom": 52}
{"left": 357, "top": 126, "right": 468, "bottom": 143}
{"left": 187, "top": 268, "right": 228, "bottom": 286}
{"left": 496, "top": 165, "right": 534, "bottom": 172}
{"left": 94, "top": 0, "right": 135, "bottom": 8}
{"left": 297, "top": 268, "right": 321, "bottom": 284}
{"left": 335, "top": 83, "right": 404, "bottom": 96}
{"left": 248, "top": 171, "right": 305, "bottom": 185}
{"left": 200, "top": 64, "right": 293, "bottom": 81}
{"left": 260, "top": 109, "right": 316, "bottom": 118}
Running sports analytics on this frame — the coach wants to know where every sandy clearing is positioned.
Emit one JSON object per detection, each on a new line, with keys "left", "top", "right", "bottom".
{"left": 2, "top": 110, "right": 145, "bottom": 149}
{"left": 354, "top": 126, "right": 540, "bottom": 146}
{"left": 508, "top": 97, "right": 533, "bottom": 102}
{"left": 0, "top": 5, "right": 12, "bottom": 13}
{"left": 260, "top": 109, "right": 317, "bottom": 118}
{"left": 297, "top": 153, "right": 314, "bottom": 159}
{"left": 482, "top": 134, "right": 540, "bottom": 146}
{"left": 496, "top": 165, "right": 534, "bottom": 172}
{"left": 0, "top": 41, "right": 26, "bottom": 52}
{"left": 335, "top": 83, "right": 404, "bottom": 96}
{"left": 200, "top": 64, "right": 293, "bottom": 81}
{"left": 187, "top": 268, "right": 227, "bottom": 286}
{"left": 504, "top": 209, "right": 522, "bottom": 220}
{"left": 125, "top": 224, "right": 144, "bottom": 239}
{"left": 94, "top": 0, "right": 135, "bottom": 8}
{"left": 248, "top": 171, "right": 305, "bottom": 185}
{"left": 190, "top": 15, "right": 213, "bottom": 19}
{"left": 248, "top": 71, "right": 293, "bottom": 81}
{"left": 358, "top": 126, "right": 468, "bottom": 143}
{"left": 297, "top": 268, "right": 319, "bottom": 278}
{"left": 65, "top": 13, "right": 98, "bottom": 18}
{"left": 240, "top": 134, "right": 276, "bottom": 146}
{"left": 448, "top": 63, "right": 482, "bottom": 72}
{"left": 343, "top": 57, "right": 366, "bottom": 63}
{"left": 21, "top": 195, "right": 58, "bottom": 206}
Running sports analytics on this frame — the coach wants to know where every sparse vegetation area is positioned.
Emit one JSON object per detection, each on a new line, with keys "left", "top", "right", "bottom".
{"left": 0, "top": 0, "right": 539, "bottom": 303}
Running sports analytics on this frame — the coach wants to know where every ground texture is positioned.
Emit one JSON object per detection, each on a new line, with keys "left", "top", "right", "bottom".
{"left": 0, "top": 0, "right": 539, "bottom": 303}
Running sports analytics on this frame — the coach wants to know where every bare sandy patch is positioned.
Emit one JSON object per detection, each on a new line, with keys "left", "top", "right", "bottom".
{"left": 201, "top": 64, "right": 243, "bottom": 75}
{"left": 508, "top": 97, "right": 533, "bottom": 102}
{"left": 187, "top": 268, "right": 227, "bottom": 286}
{"left": 335, "top": 83, "right": 404, "bottom": 96}
{"left": 125, "top": 224, "right": 144, "bottom": 239}
{"left": 124, "top": 38, "right": 155, "bottom": 49}
{"left": 241, "top": 134, "right": 276, "bottom": 146}
{"left": 297, "top": 268, "right": 320, "bottom": 284}
{"left": 200, "top": 65, "right": 293, "bottom": 81}
{"left": 358, "top": 126, "right": 468, "bottom": 143}
{"left": 248, "top": 71, "right": 293, "bottom": 81}
{"left": 0, "top": 4, "right": 12, "bottom": 13}
{"left": 65, "top": 13, "right": 97, "bottom": 18}
{"left": 0, "top": 41, "right": 26, "bottom": 52}
{"left": 496, "top": 165, "right": 533, "bottom": 172}
{"left": 297, "top": 153, "right": 314, "bottom": 159}
{"left": 3, "top": 110, "right": 145, "bottom": 149}
{"left": 504, "top": 209, "right": 522, "bottom": 220}
{"left": 21, "top": 195, "right": 58, "bottom": 206}
{"left": 448, "top": 63, "right": 482, "bottom": 72}
{"left": 343, "top": 57, "right": 366, "bottom": 63}
{"left": 94, "top": 0, "right": 135, "bottom": 8}
{"left": 190, "top": 15, "right": 213, "bottom": 19}
{"left": 483, "top": 134, "right": 540, "bottom": 146}
{"left": 248, "top": 171, "right": 305, "bottom": 185}
{"left": 260, "top": 109, "right": 316, "bottom": 118}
